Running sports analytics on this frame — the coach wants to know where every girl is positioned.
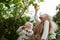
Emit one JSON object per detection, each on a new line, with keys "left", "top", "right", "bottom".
{"left": 28, "top": 8, "right": 58, "bottom": 40}
{"left": 16, "top": 22, "right": 33, "bottom": 40}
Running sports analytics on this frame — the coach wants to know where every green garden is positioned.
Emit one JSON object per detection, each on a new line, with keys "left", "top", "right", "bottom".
{"left": 0, "top": 0, "right": 60, "bottom": 40}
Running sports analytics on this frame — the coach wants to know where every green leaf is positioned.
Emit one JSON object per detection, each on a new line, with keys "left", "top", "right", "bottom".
{"left": 38, "top": 0, "right": 44, "bottom": 2}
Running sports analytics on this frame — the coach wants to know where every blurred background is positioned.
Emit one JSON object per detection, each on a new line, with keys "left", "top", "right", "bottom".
{"left": 0, "top": 0, "right": 60, "bottom": 40}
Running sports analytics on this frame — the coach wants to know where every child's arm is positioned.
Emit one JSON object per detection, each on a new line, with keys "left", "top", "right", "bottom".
{"left": 16, "top": 26, "right": 25, "bottom": 35}
{"left": 34, "top": 8, "right": 41, "bottom": 23}
{"left": 16, "top": 26, "right": 22, "bottom": 33}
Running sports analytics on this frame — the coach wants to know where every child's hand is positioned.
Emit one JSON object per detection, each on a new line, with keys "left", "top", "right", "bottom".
{"left": 35, "top": 7, "right": 39, "bottom": 11}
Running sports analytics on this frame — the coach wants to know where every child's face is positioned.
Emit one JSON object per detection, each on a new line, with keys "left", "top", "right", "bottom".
{"left": 25, "top": 24, "right": 32, "bottom": 30}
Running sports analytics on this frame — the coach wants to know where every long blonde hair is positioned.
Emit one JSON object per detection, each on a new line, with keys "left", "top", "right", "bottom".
{"left": 43, "top": 14, "right": 58, "bottom": 33}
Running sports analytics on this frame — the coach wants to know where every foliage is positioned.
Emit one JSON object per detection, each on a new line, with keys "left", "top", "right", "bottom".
{"left": 0, "top": 15, "right": 30, "bottom": 40}
{"left": 53, "top": 4, "right": 60, "bottom": 40}
{"left": 53, "top": 4, "right": 60, "bottom": 26}
{"left": 48, "top": 34, "right": 53, "bottom": 40}
{"left": 0, "top": 0, "right": 44, "bottom": 40}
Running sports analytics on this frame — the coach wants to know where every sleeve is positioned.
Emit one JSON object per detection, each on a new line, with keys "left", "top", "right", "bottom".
{"left": 16, "top": 26, "right": 23, "bottom": 34}
{"left": 34, "top": 15, "right": 41, "bottom": 23}
{"left": 42, "top": 20, "right": 49, "bottom": 40}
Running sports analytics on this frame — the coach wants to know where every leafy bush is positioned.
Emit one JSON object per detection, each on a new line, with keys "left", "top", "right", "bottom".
{"left": 0, "top": 15, "right": 30, "bottom": 40}
{"left": 0, "top": 0, "right": 44, "bottom": 40}
{"left": 53, "top": 4, "right": 60, "bottom": 25}
{"left": 53, "top": 4, "right": 60, "bottom": 40}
